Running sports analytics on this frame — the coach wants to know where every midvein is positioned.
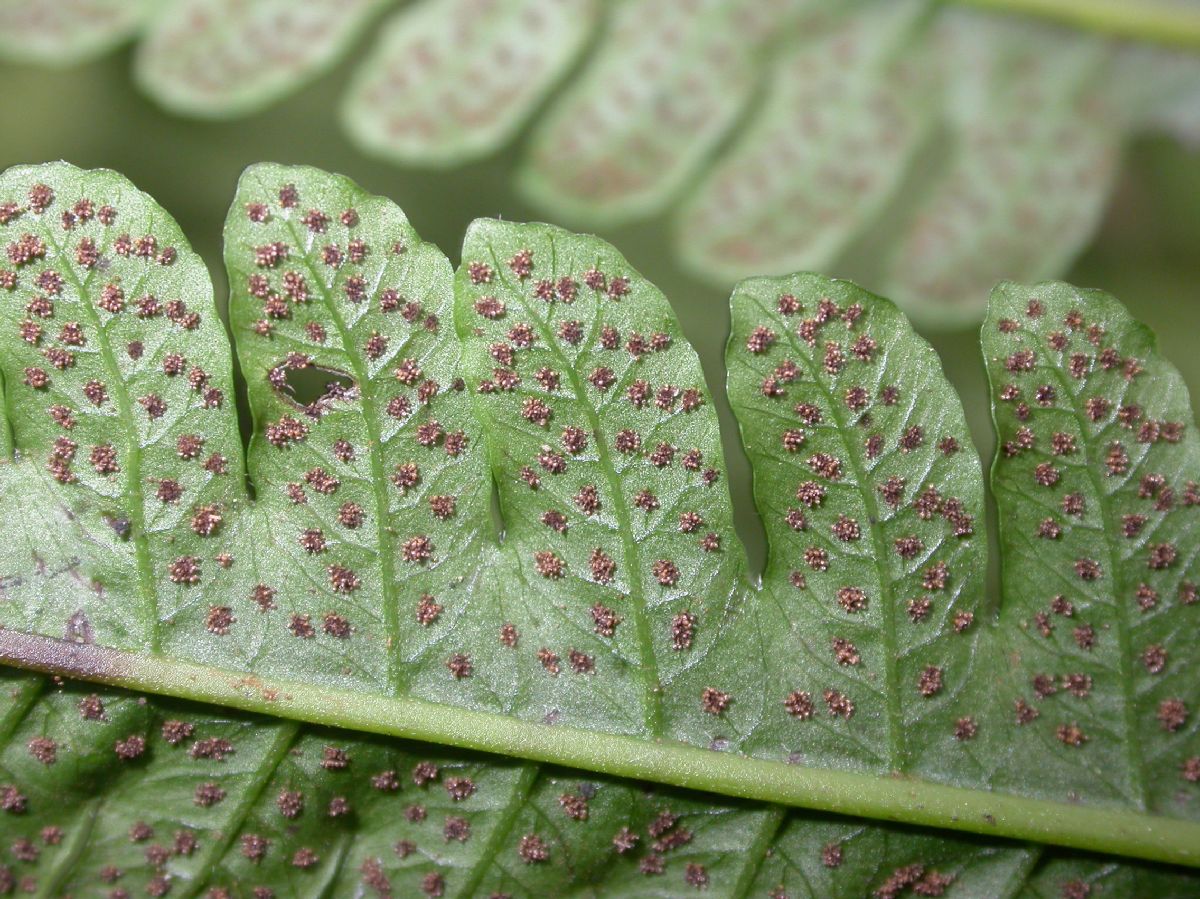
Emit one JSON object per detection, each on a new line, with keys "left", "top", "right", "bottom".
{"left": 46, "top": 226, "right": 159, "bottom": 651}
{"left": 275, "top": 204, "right": 403, "bottom": 696}
{"left": 774, "top": 298, "right": 905, "bottom": 771}
{"left": 3, "top": 631, "right": 1200, "bottom": 869}
{"left": 178, "top": 721, "right": 301, "bottom": 899}
{"left": 1043, "top": 359, "right": 1147, "bottom": 809}
{"left": 35, "top": 796, "right": 103, "bottom": 899}
{"left": 488, "top": 242, "right": 663, "bottom": 737}
{"left": 451, "top": 763, "right": 540, "bottom": 899}
{"left": 730, "top": 806, "right": 786, "bottom": 899}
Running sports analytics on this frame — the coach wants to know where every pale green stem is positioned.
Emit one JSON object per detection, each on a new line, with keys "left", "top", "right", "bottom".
{"left": 2, "top": 629, "right": 1199, "bottom": 869}
{"left": 949, "top": 0, "right": 1200, "bottom": 50}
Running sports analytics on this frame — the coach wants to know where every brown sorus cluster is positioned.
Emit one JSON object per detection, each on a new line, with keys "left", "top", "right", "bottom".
{"left": 2, "top": 173, "right": 245, "bottom": 656}
{"left": 991, "top": 289, "right": 1196, "bottom": 768}
{"left": 461, "top": 236, "right": 736, "bottom": 712}
{"left": 235, "top": 176, "right": 486, "bottom": 655}
{"left": 4, "top": 176, "right": 1197, "bottom": 891}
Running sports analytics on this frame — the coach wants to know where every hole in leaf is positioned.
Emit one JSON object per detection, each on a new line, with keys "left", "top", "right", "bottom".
{"left": 279, "top": 366, "right": 357, "bottom": 409}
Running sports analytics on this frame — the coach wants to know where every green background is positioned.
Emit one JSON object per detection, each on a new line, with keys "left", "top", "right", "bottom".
{"left": 2, "top": 46, "right": 1197, "bottom": 572}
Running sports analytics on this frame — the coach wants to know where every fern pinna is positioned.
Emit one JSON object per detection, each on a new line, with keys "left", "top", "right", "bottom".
{"left": 4, "top": 1, "right": 1200, "bottom": 319}
{"left": 0, "top": 162, "right": 1196, "bottom": 897}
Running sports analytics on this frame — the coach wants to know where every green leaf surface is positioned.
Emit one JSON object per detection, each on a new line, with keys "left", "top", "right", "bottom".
{"left": 6, "top": 673, "right": 1200, "bottom": 897}
{"left": 873, "top": 14, "right": 1123, "bottom": 325}
{"left": 0, "top": 162, "right": 245, "bottom": 652}
{"left": 454, "top": 216, "right": 745, "bottom": 737}
{"left": 343, "top": 0, "right": 600, "bottom": 167}
{"left": 133, "top": 0, "right": 389, "bottom": 117}
{"left": 1109, "top": 42, "right": 1200, "bottom": 145}
{"left": 692, "top": 273, "right": 988, "bottom": 784}
{"left": 0, "top": 163, "right": 1199, "bottom": 876}
{"left": 0, "top": 0, "right": 156, "bottom": 65}
{"left": 676, "top": 1, "right": 936, "bottom": 284}
{"left": 218, "top": 161, "right": 496, "bottom": 697}
{"left": 516, "top": 0, "right": 810, "bottom": 227}
{"left": 980, "top": 281, "right": 1200, "bottom": 814}
{"left": 7, "top": 1, "right": 1200, "bottom": 325}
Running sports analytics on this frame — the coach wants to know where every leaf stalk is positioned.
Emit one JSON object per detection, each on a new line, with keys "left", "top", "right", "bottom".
{"left": 3, "top": 629, "right": 1198, "bottom": 870}
{"left": 950, "top": 0, "right": 1200, "bottom": 50}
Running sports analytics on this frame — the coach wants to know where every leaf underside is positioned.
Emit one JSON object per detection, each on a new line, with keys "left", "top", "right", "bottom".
{"left": 0, "top": 0, "right": 156, "bottom": 65}
{"left": 0, "top": 163, "right": 1197, "bottom": 893}
{"left": 5, "top": 670, "right": 1196, "bottom": 899}
{"left": 517, "top": 0, "right": 790, "bottom": 226}
{"left": 343, "top": 0, "right": 600, "bottom": 168}
{"left": 134, "top": 0, "right": 389, "bottom": 118}
{"left": 3, "top": 0, "right": 1198, "bottom": 320}
{"left": 674, "top": 1, "right": 935, "bottom": 286}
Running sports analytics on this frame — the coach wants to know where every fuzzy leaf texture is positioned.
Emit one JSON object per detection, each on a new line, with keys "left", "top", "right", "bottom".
{"left": 0, "top": 163, "right": 1198, "bottom": 890}
{"left": 134, "top": 0, "right": 391, "bottom": 118}
{"left": 342, "top": 0, "right": 601, "bottom": 168}
{"left": 3, "top": 0, "right": 1200, "bottom": 322}
{"left": 0, "top": 0, "right": 156, "bottom": 65}
{"left": 5, "top": 671, "right": 1198, "bottom": 898}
